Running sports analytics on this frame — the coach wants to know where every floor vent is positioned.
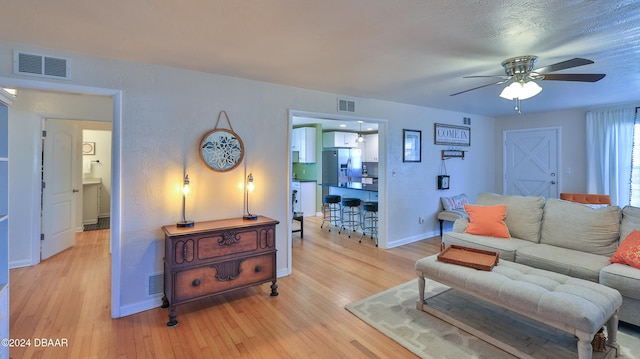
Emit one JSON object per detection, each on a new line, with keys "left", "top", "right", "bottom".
{"left": 14, "top": 51, "right": 71, "bottom": 80}
{"left": 337, "top": 98, "right": 356, "bottom": 113}
{"left": 147, "top": 272, "right": 164, "bottom": 296}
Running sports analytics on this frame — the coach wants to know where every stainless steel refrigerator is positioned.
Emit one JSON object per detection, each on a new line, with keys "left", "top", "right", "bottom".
{"left": 322, "top": 149, "right": 362, "bottom": 196}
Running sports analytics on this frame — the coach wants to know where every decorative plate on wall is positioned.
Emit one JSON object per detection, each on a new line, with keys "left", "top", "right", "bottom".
{"left": 199, "top": 111, "right": 245, "bottom": 172}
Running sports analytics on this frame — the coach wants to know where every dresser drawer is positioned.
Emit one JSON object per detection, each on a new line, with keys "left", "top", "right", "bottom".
{"left": 197, "top": 225, "right": 274, "bottom": 260}
{"left": 167, "top": 224, "right": 276, "bottom": 267}
{"left": 173, "top": 252, "right": 275, "bottom": 303}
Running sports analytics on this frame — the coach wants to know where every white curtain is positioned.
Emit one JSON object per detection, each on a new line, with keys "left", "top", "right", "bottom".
{"left": 586, "top": 107, "right": 636, "bottom": 206}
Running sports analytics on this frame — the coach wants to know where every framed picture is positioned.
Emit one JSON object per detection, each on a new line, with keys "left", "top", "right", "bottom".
{"left": 403, "top": 129, "right": 422, "bottom": 162}
{"left": 82, "top": 142, "right": 95, "bottom": 155}
{"left": 434, "top": 123, "right": 471, "bottom": 146}
{"left": 199, "top": 128, "right": 244, "bottom": 172}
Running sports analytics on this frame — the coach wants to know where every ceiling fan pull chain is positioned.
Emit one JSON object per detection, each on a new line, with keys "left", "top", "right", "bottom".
{"left": 514, "top": 98, "right": 522, "bottom": 114}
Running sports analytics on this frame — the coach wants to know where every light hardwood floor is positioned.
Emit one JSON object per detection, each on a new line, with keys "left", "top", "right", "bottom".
{"left": 10, "top": 216, "right": 441, "bottom": 358}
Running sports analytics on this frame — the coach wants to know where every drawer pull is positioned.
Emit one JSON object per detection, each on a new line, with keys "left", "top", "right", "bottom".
{"left": 255, "top": 265, "right": 262, "bottom": 273}
{"left": 192, "top": 279, "right": 201, "bottom": 287}
{"left": 219, "top": 232, "right": 240, "bottom": 246}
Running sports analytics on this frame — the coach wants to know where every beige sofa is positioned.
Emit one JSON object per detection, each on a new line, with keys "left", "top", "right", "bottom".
{"left": 442, "top": 192, "right": 640, "bottom": 327}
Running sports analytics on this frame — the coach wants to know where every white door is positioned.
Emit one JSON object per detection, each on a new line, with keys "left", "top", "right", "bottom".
{"left": 504, "top": 128, "right": 559, "bottom": 198}
{"left": 42, "top": 119, "right": 78, "bottom": 259}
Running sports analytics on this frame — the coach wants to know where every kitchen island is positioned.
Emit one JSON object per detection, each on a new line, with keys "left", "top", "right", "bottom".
{"left": 319, "top": 182, "right": 378, "bottom": 202}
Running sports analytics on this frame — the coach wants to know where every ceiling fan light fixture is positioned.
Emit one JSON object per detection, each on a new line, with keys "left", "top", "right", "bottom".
{"left": 499, "top": 80, "right": 542, "bottom": 100}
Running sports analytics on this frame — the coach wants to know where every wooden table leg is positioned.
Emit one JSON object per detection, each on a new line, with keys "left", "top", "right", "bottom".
{"left": 167, "top": 305, "right": 178, "bottom": 327}
{"left": 416, "top": 276, "right": 425, "bottom": 311}
{"left": 606, "top": 312, "right": 620, "bottom": 356}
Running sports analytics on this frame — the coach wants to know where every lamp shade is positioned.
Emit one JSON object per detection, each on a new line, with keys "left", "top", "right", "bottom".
{"left": 499, "top": 80, "right": 542, "bottom": 100}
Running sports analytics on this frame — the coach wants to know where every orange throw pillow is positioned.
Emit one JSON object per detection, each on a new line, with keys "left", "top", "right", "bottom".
{"left": 610, "top": 230, "right": 640, "bottom": 269}
{"left": 463, "top": 204, "right": 510, "bottom": 238}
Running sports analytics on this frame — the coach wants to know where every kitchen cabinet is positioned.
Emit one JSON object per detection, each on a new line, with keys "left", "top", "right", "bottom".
{"left": 162, "top": 216, "right": 279, "bottom": 327}
{"left": 363, "top": 134, "right": 379, "bottom": 162}
{"left": 292, "top": 127, "right": 316, "bottom": 163}
{"left": 322, "top": 131, "right": 359, "bottom": 148}
{"left": 83, "top": 178, "right": 102, "bottom": 225}
{"left": 358, "top": 133, "right": 379, "bottom": 162}
{"left": 292, "top": 181, "right": 317, "bottom": 216}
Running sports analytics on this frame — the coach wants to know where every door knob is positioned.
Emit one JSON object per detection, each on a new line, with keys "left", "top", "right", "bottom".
{"left": 550, "top": 181, "right": 556, "bottom": 185}
{"left": 72, "top": 189, "right": 79, "bottom": 193}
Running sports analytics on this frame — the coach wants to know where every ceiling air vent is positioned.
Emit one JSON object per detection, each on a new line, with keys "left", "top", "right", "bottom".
{"left": 337, "top": 98, "right": 356, "bottom": 113}
{"left": 14, "top": 51, "right": 71, "bottom": 80}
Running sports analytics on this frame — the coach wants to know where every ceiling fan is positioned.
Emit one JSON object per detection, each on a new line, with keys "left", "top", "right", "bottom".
{"left": 450, "top": 55, "right": 606, "bottom": 113}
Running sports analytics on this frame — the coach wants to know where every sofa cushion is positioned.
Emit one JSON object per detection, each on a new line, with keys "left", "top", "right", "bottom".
{"left": 476, "top": 192, "right": 544, "bottom": 243}
{"left": 600, "top": 263, "right": 640, "bottom": 327}
{"left": 463, "top": 204, "right": 510, "bottom": 238}
{"left": 620, "top": 205, "right": 640, "bottom": 242}
{"left": 437, "top": 208, "right": 468, "bottom": 223}
{"left": 610, "top": 230, "right": 640, "bottom": 269}
{"left": 440, "top": 193, "right": 470, "bottom": 211}
{"left": 540, "top": 198, "right": 621, "bottom": 256}
{"left": 515, "top": 244, "right": 610, "bottom": 282}
{"left": 442, "top": 231, "right": 534, "bottom": 262}
{"left": 600, "top": 263, "right": 640, "bottom": 299}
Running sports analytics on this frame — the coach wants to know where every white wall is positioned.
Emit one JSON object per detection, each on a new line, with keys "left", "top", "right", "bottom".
{"left": 358, "top": 99, "right": 495, "bottom": 244}
{"left": 0, "top": 41, "right": 496, "bottom": 315}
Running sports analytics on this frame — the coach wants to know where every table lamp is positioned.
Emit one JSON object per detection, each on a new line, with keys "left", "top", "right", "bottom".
{"left": 243, "top": 172, "right": 258, "bottom": 220}
{"left": 177, "top": 174, "right": 194, "bottom": 227}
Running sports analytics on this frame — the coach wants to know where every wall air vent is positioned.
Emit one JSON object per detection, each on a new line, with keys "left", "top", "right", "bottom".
{"left": 14, "top": 51, "right": 71, "bottom": 80}
{"left": 337, "top": 98, "right": 356, "bottom": 113}
{"left": 146, "top": 272, "right": 164, "bottom": 296}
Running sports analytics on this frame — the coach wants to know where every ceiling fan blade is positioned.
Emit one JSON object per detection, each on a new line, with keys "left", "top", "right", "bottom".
{"left": 541, "top": 73, "right": 606, "bottom": 82}
{"left": 450, "top": 80, "right": 508, "bottom": 96}
{"left": 534, "top": 58, "right": 594, "bottom": 74}
{"left": 463, "top": 75, "right": 510, "bottom": 79}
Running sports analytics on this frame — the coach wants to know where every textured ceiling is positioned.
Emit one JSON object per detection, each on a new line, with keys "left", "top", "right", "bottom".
{"left": 1, "top": 0, "right": 639, "bottom": 117}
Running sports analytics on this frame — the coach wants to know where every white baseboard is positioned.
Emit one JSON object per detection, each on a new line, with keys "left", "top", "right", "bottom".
{"left": 9, "top": 258, "right": 33, "bottom": 269}
{"left": 386, "top": 231, "right": 438, "bottom": 249}
{"left": 118, "top": 294, "right": 164, "bottom": 317}
{"left": 277, "top": 267, "right": 291, "bottom": 278}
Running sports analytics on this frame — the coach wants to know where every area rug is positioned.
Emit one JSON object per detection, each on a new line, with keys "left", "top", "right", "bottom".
{"left": 345, "top": 279, "right": 640, "bottom": 359}
{"left": 83, "top": 216, "right": 110, "bottom": 231}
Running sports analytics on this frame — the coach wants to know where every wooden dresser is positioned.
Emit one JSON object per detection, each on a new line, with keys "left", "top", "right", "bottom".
{"left": 161, "top": 216, "right": 279, "bottom": 327}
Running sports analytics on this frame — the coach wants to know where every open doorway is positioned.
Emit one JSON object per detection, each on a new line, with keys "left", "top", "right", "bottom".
{"left": 1, "top": 77, "right": 123, "bottom": 318}
{"left": 40, "top": 119, "right": 112, "bottom": 260}
{"left": 286, "top": 109, "right": 387, "bottom": 271}
{"left": 80, "top": 127, "right": 112, "bottom": 232}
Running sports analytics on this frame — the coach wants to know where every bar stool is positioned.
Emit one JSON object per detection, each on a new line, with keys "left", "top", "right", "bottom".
{"left": 360, "top": 201, "right": 378, "bottom": 247}
{"left": 320, "top": 195, "right": 342, "bottom": 231}
{"left": 339, "top": 198, "right": 361, "bottom": 238}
